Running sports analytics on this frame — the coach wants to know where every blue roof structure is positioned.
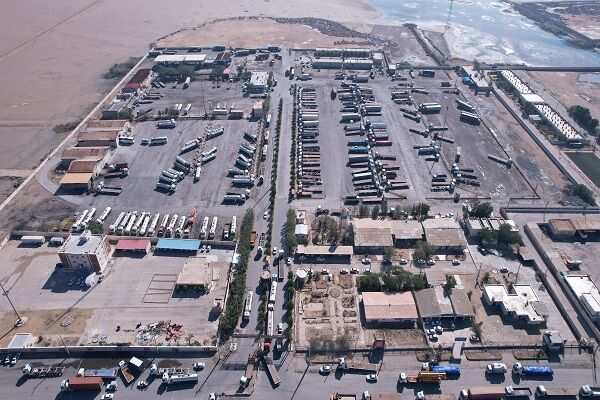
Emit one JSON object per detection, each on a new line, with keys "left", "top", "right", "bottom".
{"left": 155, "top": 238, "right": 200, "bottom": 251}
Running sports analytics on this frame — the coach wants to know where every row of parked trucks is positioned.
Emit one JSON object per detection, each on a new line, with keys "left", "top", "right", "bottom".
{"left": 71, "top": 207, "right": 112, "bottom": 232}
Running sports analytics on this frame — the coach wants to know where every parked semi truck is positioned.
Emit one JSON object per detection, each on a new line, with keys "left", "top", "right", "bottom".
{"left": 580, "top": 386, "right": 600, "bottom": 397}
{"left": 535, "top": 386, "right": 578, "bottom": 399}
{"left": 338, "top": 357, "right": 378, "bottom": 373}
{"left": 512, "top": 363, "right": 553, "bottom": 377}
{"left": 23, "top": 364, "right": 64, "bottom": 377}
{"left": 399, "top": 371, "right": 446, "bottom": 384}
{"left": 162, "top": 372, "right": 198, "bottom": 384}
{"left": 60, "top": 377, "right": 103, "bottom": 391}
{"left": 460, "top": 387, "right": 506, "bottom": 400}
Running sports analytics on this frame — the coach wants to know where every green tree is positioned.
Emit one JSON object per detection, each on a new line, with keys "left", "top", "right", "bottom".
{"left": 371, "top": 205, "right": 380, "bottom": 220}
{"left": 480, "top": 227, "right": 497, "bottom": 243}
{"left": 358, "top": 204, "right": 370, "bottom": 218}
{"left": 568, "top": 105, "right": 599, "bottom": 133}
{"left": 380, "top": 201, "right": 388, "bottom": 217}
{"left": 283, "top": 208, "right": 297, "bottom": 253}
{"left": 103, "top": 57, "right": 141, "bottom": 79}
{"left": 470, "top": 201, "right": 494, "bottom": 218}
{"left": 496, "top": 223, "right": 522, "bottom": 246}
{"left": 392, "top": 207, "right": 403, "bottom": 220}
{"left": 482, "top": 272, "right": 491, "bottom": 284}
{"left": 445, "top": 274, "right": 457, "bottom": 290}
{"left": 571, "top": 183, "right": 595, "bottom": 205}
{"left": 117, "top": 108, "right": 133, "bottom": 121}
{"left": 384, "top": 246, "right": 395, "bottom": 260}
{"left": 413, "top": 240, "right": 435, "bottom": 262}
{"left": 357, "top": 272, "right": 381, "bottom": 292}
{"left": 411, "top": 203, "right": 430, "bottom": 219}
{"left": 86, "top": 220, "right": 103, "bottom": 234}
{"left": 411, "top": 275, "right": 427, "bottom": 290}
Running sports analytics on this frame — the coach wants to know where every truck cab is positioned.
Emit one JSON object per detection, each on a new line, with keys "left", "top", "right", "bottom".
{"left": 486, "top": 363, "right": 507, "bottom": 374}
{"left": 580, "top": 386, "right": 600, "bottom": 397}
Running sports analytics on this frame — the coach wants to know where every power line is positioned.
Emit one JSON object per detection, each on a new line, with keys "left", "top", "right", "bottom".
{"left": 445, "top": 0, "right": 455, "bottom": 32}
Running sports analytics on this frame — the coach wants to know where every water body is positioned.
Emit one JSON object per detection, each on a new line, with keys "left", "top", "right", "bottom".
{"left": 369, "top": 0, "right": 600, "bottom": 66}
{"left": 579, "top": 73, "right": 600, "bottom": 83}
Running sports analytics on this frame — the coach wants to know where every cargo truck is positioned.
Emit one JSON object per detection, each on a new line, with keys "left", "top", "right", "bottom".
{"left": 60, "top": 376, "right": 103, "bottom": 391}
{"left": 513, "top": 363, "right": 553, "bottom": 377}
{"left": 425, "top": 363, "right": 460, "bottom": 375}
{"left": 331, "top": 394, "right": 356, "bottom": 400}
{"left": 119, "top": 360, "right": 134, "bottom": 383}
{"left": 459, "top": 387, "right": 506, "bottom": 400}
{"left": 22, "top": 364, "right": 64, "bottom": 377}
{"left": 505, "top": 386, "right": 533, "bottom": 398}
{"left": 535, "top": 386, "right": 577, "bottom": 399}
{"left": 399, "top": 371, "right": 447, "bottom": 384}
{"left": 338, "top": 357, "right": 378, "bottom": 374}
{"left": 580, "top": 386, "right": 600, "bottom": 397}
{"left": 162, "top": 372, "right": 198, "bottom": 384}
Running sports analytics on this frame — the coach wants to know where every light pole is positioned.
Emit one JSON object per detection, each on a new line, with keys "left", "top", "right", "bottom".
{"left": 0, "top": 282, "right": 22, "bottom": 325}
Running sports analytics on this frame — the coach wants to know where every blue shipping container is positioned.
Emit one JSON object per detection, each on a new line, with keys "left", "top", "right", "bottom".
{"left": 348, "top": 146, "right": 369, "bottom": 154}
{"left": 522, "top": 366, "right": 553, "bottom": 376}
{"left": 431, "top": 365, "right": 460, "bottom": 375}
{"left": 348, "top": 140, "right": 368, "bottom": 146}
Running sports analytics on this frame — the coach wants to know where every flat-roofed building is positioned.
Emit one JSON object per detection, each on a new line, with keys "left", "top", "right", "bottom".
{"left": 465, "top": 218, "right": 518, "bottom": 239}
{"left": 296, "top": 245, "right": 353, "bottom": 262}
{"left": 548, "top": 218, "right": 600, "bottom": 239}
{"left": 248, "top": 71, "right": 269, "bottom": 93}
{"left": 313, "top": 58, "right": 343, "bottom": 69}
{"left": 344, "top": 59, "right": 373, "bottom": 70}
{"left": 315, "top": 48, "right": 343, "bottom": 57}
{"left": 372, "top": 52, "right": 385, "bottom": 66}
{"left": 483, "top": 284, "right": 548, "bottom": 325}
{"left": 214, "top": 52, "right": 232, "bottom": 66}
{"left": 77, "top": 131, "right": 118, "bottom": 148}
{"left": 564, "top": 274, "right": 600, "bottom": 321}
{"left": 59, "top": 172, "right": 94, "bottom": 191}
{"left": 83, "top": 119, "right": 131, "bottom": 134}
{"left": 361, "top": 291, "right": 418, "bottom": 325}
{"left": 58, "top": 230, "right": 111, "bottom": 273}
{"left": 460, "top": 65, "right": 492, "bottom": 94}
{"left": 175, "top": 256, "right": 224, "bottom": 293}
{"left": 343, "top": 48, "right": 371, "bottom": 58}
{"left": 414, "top": 287, "right": 474, "bottom": 323}
{"left": 154, "top": 54, "right": 206, "bottom": 65}
{"left": 353, "top": 218, "right": 424, "bottom": 253}
{"left": 423, "top": 218, "right": 465, "bottom": 253}
{"left": 60, "top": 146, "right": 111, "bottom": 169}
{"left": 67, "top": 159, "right": 102, "bottom": 175}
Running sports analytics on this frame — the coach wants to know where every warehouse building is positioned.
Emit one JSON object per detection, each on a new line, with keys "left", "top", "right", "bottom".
{"left": 353, "top": 218, "right": 424, "bottom": 253}
{"left": 315, "top": 48, "right": 343, "bottom": 57}
{"left": 422, "top": 218, "right": 465, "bottom": 253}
{"left": 58, "top": 230, "right": 111, "bottom": 273}
{"left": 361, "top": 291, "right": 418, "bottom": 325}
{"left": 343, "top": 48, "right": 371, "bottom": 58}
{"left": 414, "top": 287, "right": 474, "bottom": 323}
{"left": 296, "top": 245, "right": 353, "bottom": 262}
{"left": 60, "top": 147, "right": 111, "bottom": 169}
{"left": 174, "top": 256, "right": 224, "bottom": 293}
{"left": 154, "top": 54, "right": 206, "bottom": 66}
{"left": 77, "top": 131, "right": 118, "bottom": 148}
{"left": 548, "top": 218, "right": 600, "bottom": 239}
{"left": 83, "top": 119, "right": 131, "bottom": 135}
{"left": 313, "top": 58, "right": 344, "bottom": 69}
{"left": 564, "top": 274, "right": 600, "bottom": 321}
{"left": 67, "top": 159, "right": 102, "bottom": 176}
{"left": 115, "top": 239, "right": 151, "bottom": 255}
{"left": 214, "top": 52, "right": 232, "bottom": 66}
{"left": 344, "top": 59, "right": 373, "bottom": 70}
{"left": 483, "top": 284, "right": 548, "bottom": 325}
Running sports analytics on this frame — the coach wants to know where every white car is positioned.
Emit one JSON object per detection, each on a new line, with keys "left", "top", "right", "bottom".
{"left": 286, "top": 257, "right": 292, "bottom": 266}
{"left": 366, "top": 374, "right": 378, "bottom": 382}
{"left": 101, "top": 395, "right": 114, "bottom": 400}
{"left": 452, "top": 260, "right": 461, "bottom": 266}
{"left": 193, "top": 362, "right": 205, "bottom": 370}
{"left": 340, "top": 269, "right": 349, "bottom": 274}
{"left": 434, "top": 325, "right": 443, "bottom": 334}
{"left": 361, "top": 258, "right": 371, "bottom": 264}
{"left": 273, "top": 247, "right": 277, "bottom": 256}
{"left": 486, "top": 363, "right": 507, "bottom": 374}
{"left": 428, "top": 333, "right": 438, "bottom": 341}
{"left": 263, "top": 211, "right": 268, "bottom": 219}
{"left": 321, "top": 268, "right": 330, "bottom": 275}
{"left": 137, "top": 381, "right": 148, "bottom": 389}
{"left": 209, "top": 394, "right": 216, "bottom": 400}
{"left": 426, "top": 259, "right": 436, "bottom": 266}
{"left": 500, "top": 266, "right": 509, "bottom": 273}
{"left": 319, "top": 365, "right": 332, "bottom": 374}
{"left": 277, "top": 323, "right": 283, "bottom": 333}
{"left": 206, "top": 245, "right": 211, "bottom": 252}
{"left": 399, "top": 258, "right": 408, "bottom": 265}
{"left": 350, "top": 267, "right": 359, "bottom": 274}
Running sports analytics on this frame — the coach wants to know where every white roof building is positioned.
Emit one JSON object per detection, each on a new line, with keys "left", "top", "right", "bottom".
{"left": 483, "top": 284, "right": 548, "bottom": 324}
{"left": 564, "top": 275, "right": 600, "bottom": 321}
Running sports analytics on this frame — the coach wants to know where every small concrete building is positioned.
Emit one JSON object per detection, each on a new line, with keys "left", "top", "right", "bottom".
{"left": 252, "top": 100, "right": 264, "bottom": 118}
{"left": 248, "top": 71, "right": 269, "bottom": 93}
{"left": 175, "top": 256, "right": 219, "bottom": 293}
{"left": 58, "top": 230, "right": 111, "bottom": 273}
{"left": 423, "top": 218, "right": 465, "bottom": 253}
{"left": 295, "top": 224, "right": 308, "bottom": 242}
{"left": 313, "top": 58, "right": 344, "bottom": 69}
{"left": 414, "top": 287, "right": 474, "bottom": 323}
{"left": 465, "top": 218, "right": 518, "bottom": 239}
{"left": 59, "top": 172, "right": 94, "bottom": 191}
{"left": 372, "top": 52, "right": 385, "bottom": 66}
{"left": 83, "top": 119, "right": 131, "bottom": 135}
{"left": 461, "top": 65, "right": 492, "bottom": 94}
{"left": 361, "top": 291, "right": 418, "bottom": 325}
{"left": 67, "top": 159, "right": 102, "bottom": 175}
{"left": 343, "top": 59, "right": 373, "bottom": 70}
{"left": 296, "top": 245, "right": 353, "bottom": 262}
{"left": 214, "top": 52, "right": 232, "bottom": 66}
{"left": 483, "top": 284, "right": 548, "bottom": 325}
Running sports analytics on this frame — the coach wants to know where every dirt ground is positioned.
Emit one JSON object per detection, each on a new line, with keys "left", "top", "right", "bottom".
{"left": 370, "top": 25, "right": 436, "bottom": 65}
{"left": 158, "top": 18, "right": 368, "bottom": 50}
{"left": 364, "top": 328, "right": 425, "bottom": 348}
{"left": 528, "top": 71, "right": 600, "bottom": 121}
{"left": 0, "top": 177, "right": 23, "bottom": 204}
{"left": 0, "top": 308, "right": 92, "bottom": 347}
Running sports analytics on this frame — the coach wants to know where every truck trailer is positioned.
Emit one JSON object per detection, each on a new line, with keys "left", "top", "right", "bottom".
{"left": 60, "top": 376, "right": 103, "bottom": 391}
{"left": 512, "top": 363, "right": 553, "bottom": 377}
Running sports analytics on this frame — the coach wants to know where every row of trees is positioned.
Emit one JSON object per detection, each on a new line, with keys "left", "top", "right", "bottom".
{"left": 358, "top": 267, "right": 427, "bottom": 293}
{"left": 310, "top": 216, "right": 351, "bottom": 246}
{"left": 264, "top": 99, "right": 283, "bottom": 252}
{"left": 283, "top": 209, "right": 297, "bottom": 253}
{"left": 480, "top": 223, "right": 522, "bottom": 246}
{"left": 357, "top": 202, "right": 430, "bottom": 220}
{"left": 218, "top": 210, "right": 254, "bottom": 338}
{"left": 103, "top": 57, "right": 141, "bottom": 79}
{"left": 568, "top": 105, "right": 599, "bottom": 134}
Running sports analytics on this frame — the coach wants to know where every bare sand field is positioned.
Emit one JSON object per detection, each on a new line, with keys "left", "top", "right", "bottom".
{"left": 0, "top": 0, "right": 376, "bottom": 171}
{"left": 528, "top": 71, "right": 600, "bottom": 120}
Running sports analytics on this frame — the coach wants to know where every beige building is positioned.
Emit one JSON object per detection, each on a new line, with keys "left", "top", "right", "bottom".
{"left": 58, "top": 231, "right": 111, "bottom": 273}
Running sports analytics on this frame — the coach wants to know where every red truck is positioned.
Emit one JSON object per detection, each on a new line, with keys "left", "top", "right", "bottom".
{"left": 250, "top": 231, "right": 257, "bottom": 247}
{"left": 460, "top": 387, "right": 506, "bottom": 400}
{"left": 60, "top": 376, "right": 103, "bottom": 391}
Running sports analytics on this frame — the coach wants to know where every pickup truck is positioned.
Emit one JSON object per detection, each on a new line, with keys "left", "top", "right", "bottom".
{"left": 486, "top": 363, "right": 507, "bottom": 374}
{"left": 505, "top": 386, "right": 532, "bottom": 398}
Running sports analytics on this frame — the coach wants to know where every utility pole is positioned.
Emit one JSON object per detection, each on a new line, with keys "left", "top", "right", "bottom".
{"left": 0, "top": 282, "right": 21, "bottom": 325}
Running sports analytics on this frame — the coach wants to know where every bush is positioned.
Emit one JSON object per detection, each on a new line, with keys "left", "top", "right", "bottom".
{"left": 571, "top": 183, "right": 595, "bottom": 205}
{"left": 568, "top": 105, "right": 599, "bottom": 133}
{"left": 104, "top": 57, "right": 141, "bottom": 79}
{"left": 86, "top": 220, "right": 103, "bottom": 234}
{"left": 497, "top": 223, "right": 522, "bottom": 246}
{"left": 413, "top": 240, "right": 435, "bottom": 262}
{"left": 357, "top": 272, "right": 382, "bottom": 292}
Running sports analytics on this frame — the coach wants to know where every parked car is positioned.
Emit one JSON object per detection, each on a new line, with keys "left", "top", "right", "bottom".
{"left": 500, "top": 266, "right": 509, "bottom": 273}
{"left": 101, "top": 394, "right": 114, "bottom": 400}
{"left": 286, "top": 257, "right": 292, "bottom": 266}
{"left": 263, "top": 211, "right": 268, "bottom": 220}
{"left": 137, "top": 381, "right": 148, "bottom": 389}
{"left": 366, "top": 374, "right": 378, "bottom": 382}
{"left": 470, "top": 334, "right": 481, "bottom": 342}
{"left": 399, "top": 258, "right": 408, "bottom": 265}
{"left": 319, "top": 365, "right": 332, "bottom": 374}
{"left": 193, "top": 362, "right": 206, "bottom": 370}
{"left": 361, "top": 258, "right": 371, "bottom": 264}
{"left": 428, "top": 333, "right": 438, "bottom": 341}
{"left": 426, "top": 259, "right": 436, "bottom": 266}
{"left": 273, "top": 247, "right": 277, "bottom": 256}
{"left": 452, "top": 260, "right": 461, "bottom": 266}
{"left": 340, "top": 269, "right": 349, "bottom": 274}
{"left": 277, "top": 323, "right": 283, "bottom": 333}
{"left": 434, "top": 326, "right": 443, "bottom": 334}
{"left": 321, "top": 268, "right": 330, "bottom": 275}
{"left": 350, "top": 268, "right": 359, "bottom": 274}
{"left": 10, "top": 353, "right": 20, "bottom": 366}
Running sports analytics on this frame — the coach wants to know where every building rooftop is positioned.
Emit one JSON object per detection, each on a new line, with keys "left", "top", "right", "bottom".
{"left": 59, "top": 231, "right": 104, "bottom": 254}
{"left": 127, "top": 68, "right": 151, "bottom": 84}
{"left": 414, "top": 288, "right": 442, "bottom": 319}
{"left": 67, "top": 159, "right": 98, "bottom": 173}
{"left": 534, "top": 103, "right": 583, "bottom": 141}
{"left": 115, "top": 239, "right": 150, "bottom": 251}
{"left": 61, "top": 146, "right": 110, "bottom": 161}
{"left": 250, "top": 71, "right": 269, "bottom": 87}
{"left": 564, "top": 275, "right": 600, "bottom": 314}
{"left": 499, "top": 70, "right": 533, "bottom": 94}
{"left": 362, "top": 291, "right": 418, "bottom": 321}
{"left": 156, "top": 238, "right": 200, "bottom": 251}
{"left": 423, "top": 218, "right": 465, "bottom": 248}
{"left": 450, "top": 289, "right": 475, "bottom": 318}
{"left": 83, "top": 119, "right": 129, "bottom": 131}
{"left": 176, "top": 256, "right": 214, "bottom": 288}
{"left": 352, "top": 218, "right": 423, "bottom": 247}
{"left": 154, "top": 54, "right": 206, "bottom": 63}
{"left": 414, "top": 287, "right": 474, "bottom": 319}
{"left": 78, "top": 131, "right": 118, "bottom": 142}
{"left": 296, "top": 245, "right": 353, "bottom": 256}
{"left": 521, "top": 93, "right": 546, "bottom": 105}
{"left": 59, "top": 172, "right": 94, "bottom": 185}
{"left": 549, "top": 218, "right": 600, "bottom": 233}
{"left": 295, "top": 224, "right": 308, "bottom": 236}
{"left": 483, "top": 284, "right": 546, "bottom": 323}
